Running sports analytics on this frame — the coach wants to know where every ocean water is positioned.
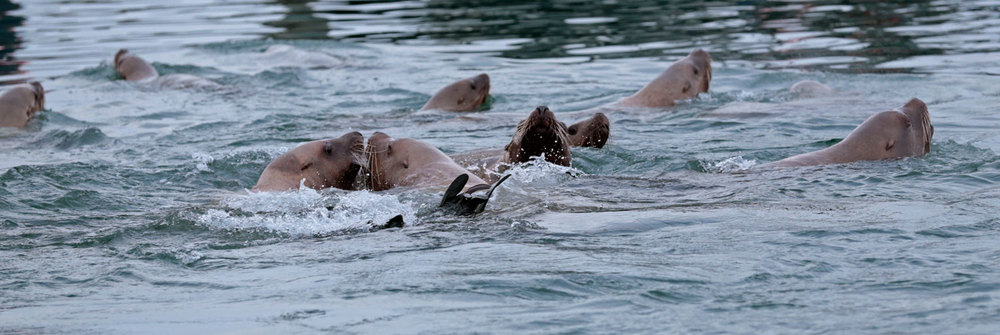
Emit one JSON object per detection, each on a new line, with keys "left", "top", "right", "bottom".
{"left": 2, "top": 0, "right": 1000, "bottom": 333}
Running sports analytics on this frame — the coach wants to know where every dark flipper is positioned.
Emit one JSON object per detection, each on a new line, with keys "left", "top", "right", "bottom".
{"left": 372, "top": 214, "right": 405, "bottom": 230}
{"left": 439, "top": 173, "right": 511, "bottom": 216}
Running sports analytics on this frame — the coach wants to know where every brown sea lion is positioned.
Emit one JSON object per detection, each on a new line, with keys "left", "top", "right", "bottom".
{"left": 365, "top": 131, "right": 491, "bottom": 192}
{"left": 617, "top": 49, "right": 712, "bottom": 108}
{"left": 420, "top": 73, "right": 490, "bottom": 112}
{"left": 0, "top": 82, "right": 45, "bottom": 128}
{"left": 114, "top": 49, "right": 221, "bottom": 89}
{"left": 452, "top": 106, "right": 576, "bottom": 182}
{"left": 768, "top": 98, "right": 933, "bottom": 167}
{"left": 252, "top": 132, "right": 365, "bottom": 192}
{"left": 564, "top": 112, "right": 610, "bottom": 148}
{"left": 114, "top": 49, "right": 159, "bottom": 81}
{"left": 502, "top": 106, "right": 573, "bottom": 166}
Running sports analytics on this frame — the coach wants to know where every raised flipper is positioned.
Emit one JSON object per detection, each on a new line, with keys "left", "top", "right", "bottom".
{"left": 439, "top": 173, "right": 511, "bottom": 216}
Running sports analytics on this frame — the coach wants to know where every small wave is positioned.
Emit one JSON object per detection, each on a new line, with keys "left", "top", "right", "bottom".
{"left": 197, "top": 189, "right": 417, "bottom": 237}
{"left": 24, "top": 127, "right": 114, "bottom": 150}
{"left": 704, "top": 156, "right": 757, "bottom": 173}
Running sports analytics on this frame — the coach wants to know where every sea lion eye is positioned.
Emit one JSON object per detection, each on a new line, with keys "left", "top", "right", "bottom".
{"left": 470, "top": 83, "right": 477, "bottom": 90}
{"left": 301, "top": 162, "right": 313, "bottom": 171}
{"left": 387, "top": 144, "right": 392, "bottom": 154}
{"left": 693, "top": 68, "right": 699, "bottom": 75}
{"left": 567, "top": 125, "right": 578, "bottom": 135}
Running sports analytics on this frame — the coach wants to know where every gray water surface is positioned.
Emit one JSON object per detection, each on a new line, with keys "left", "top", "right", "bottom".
{"left": 2, "top": 1, "right": 1000, "bottom": 333}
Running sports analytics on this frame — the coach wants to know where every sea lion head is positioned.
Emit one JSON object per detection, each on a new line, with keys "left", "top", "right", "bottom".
{"left": 252, "top": 131, "right": 364, "bottom": 191}
{"left": 622, "top": 49, "right": 712, "bottom": 107}
{"left": 564, "top": 112, "right": 610, "bottom": 148}
{"left": 845, "top": 98, "right": 934, "bottom": 161}
{"left": 365, "top": 131, "right": 458, "bottom": 191}
{"left": 420, "top": 73, "right": 491, "bottom": 112}
{"left": 114, "top": 49, "right": 159, "bottom": 81}
{"left": 503, "top": 106, "right": 572, "bottom": 166}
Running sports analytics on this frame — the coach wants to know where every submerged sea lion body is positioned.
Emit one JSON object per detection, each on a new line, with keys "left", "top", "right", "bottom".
{"left": 420, "top": 73, "right": 490, "bottom": 112}
{"left": 365, "top": 131, "right": 489, "bottom": 193}
{"left": 768, "top": 98, "right": 933, "bottom": 167}
{"left": 253, "top": 132, "right": 365, "bottom": 192}
{"left": 114, "top": 49, "right": 221, "bottom": 90}
{"left": 0, "top": 82, "right": 45, "bottom": 128}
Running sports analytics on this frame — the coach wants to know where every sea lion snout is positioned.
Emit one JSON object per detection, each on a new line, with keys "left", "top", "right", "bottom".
{"left": 688, "top": 49, "right": 712, "bottom": 93}
{"left": 29, "top": 81, "right": 44, "bottom": 112}
{"left": 532, "top": 106, "right": 554, "bottom": 119}
{"left": 473, "top": 73, "right": 490, "bottom": 91}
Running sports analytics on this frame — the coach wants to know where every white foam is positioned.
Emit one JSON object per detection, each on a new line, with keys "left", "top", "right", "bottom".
{"left": 192, "top": 152, "right": 214, "bottom": 172}
{"left": 706, "top": 155, "right": 757, "bottom": 173}
{"left": 198, "top": 189, "right": 417, "bottom": 236}
{"left": 502, "top": 155, "right": 581, "bottom": 184}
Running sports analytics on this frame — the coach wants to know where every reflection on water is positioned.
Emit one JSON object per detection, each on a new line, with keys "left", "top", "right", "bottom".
{"left": 0, "top": 0, "right": 24, "bottom": 84}
{"left": 2, "top": 0, "right": 1000, "bottom": 82}
{"left": 264, "top": 0, "right": 330, "bottom": 40}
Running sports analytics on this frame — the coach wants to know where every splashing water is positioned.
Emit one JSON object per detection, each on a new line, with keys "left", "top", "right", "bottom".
{"left": 197, "top": 189, "right": 417, "bottom": 236}
{"left": 705, "top": 155, "right": 757, "bottom": 173}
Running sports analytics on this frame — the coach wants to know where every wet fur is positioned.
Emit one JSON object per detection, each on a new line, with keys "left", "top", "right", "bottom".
{"left": 420, "top": 73, "right": 491, "bottom": 112}
{"left": 502, "top": 106, "right": 572, "bottom": 167}
{"left": 253, "top": 132, "right": 365, "bottom": 191}
{"left": 0, "top": 82, "right": 45, "bottom": 127}
{"left": 769, "top": 98, "right": 933, "bottom": 167}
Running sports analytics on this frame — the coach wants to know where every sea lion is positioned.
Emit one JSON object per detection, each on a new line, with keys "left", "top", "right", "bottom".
{"left": 564, "top": 112, "right": 610, "bottom": 148}
{"left": 788, "top": 80, "right": 834, "bottom": 98}
{"left": 617, "top": 49, "right": 712, "bottom": 108}
{"left": 365, "top": 131, "right": 492, "bottom": 193}
{"left": 451, "top": 106, "right": 575, "bottom": 182}
{"left": 502, "top": 106, "right": 573, "bottom": 167}
{"left": 114, "top": 49, "right": 222, "bottom": 89}
{"left": 768, "top": 98, "right": 933, "bottom": 167}
{"left": 114, "top": 49, "right": 159, "bottom": 81}
{"left": 0, "top": 81, "right": 44, "bottom": 128}
{"left": 420, "top": 73, "right": 490, "bottom": 112}
{"left": 253, "top": 131, "right": 365, "bottom": 191}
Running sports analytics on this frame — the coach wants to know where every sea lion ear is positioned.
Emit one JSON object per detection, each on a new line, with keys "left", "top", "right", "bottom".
{"left": 682, "top": 81, "right": 692, "bottom": 94}
{"left": 885, "top": 139, "right": 895, "bottom": 151}
{"left": 323, "top": 141, "right": 334, "bottom": 154}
